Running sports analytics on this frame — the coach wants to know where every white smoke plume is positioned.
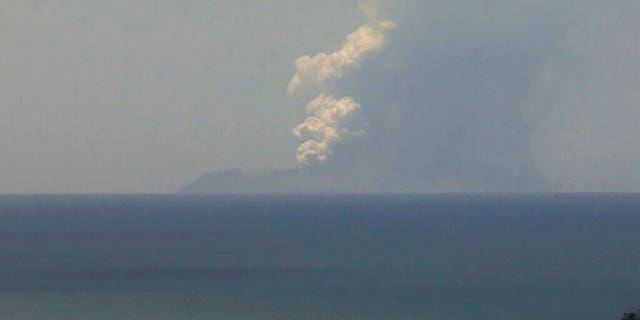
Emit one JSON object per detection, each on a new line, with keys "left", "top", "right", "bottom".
{"left": 288, "top": 3, "right": 395, "bottom": 165}
{"left": 287, "top": 20, "right": 395, "bottom": 95}
{"left": 292, "top": 94, "right": 363, "bottom": 164}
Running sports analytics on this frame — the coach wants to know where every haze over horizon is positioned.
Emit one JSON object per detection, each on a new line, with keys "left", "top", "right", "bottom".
{"left": 2, "top": 1, "right": 639, "bottom": 193}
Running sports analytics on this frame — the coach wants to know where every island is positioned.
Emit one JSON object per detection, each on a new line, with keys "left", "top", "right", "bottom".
{"left": 179, "top": 168, "right": 365, "bottom": 194}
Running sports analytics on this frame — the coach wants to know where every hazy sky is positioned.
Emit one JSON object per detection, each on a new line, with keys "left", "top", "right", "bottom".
{"left": 2, "top": 1, "right": 639, "bottom": 193}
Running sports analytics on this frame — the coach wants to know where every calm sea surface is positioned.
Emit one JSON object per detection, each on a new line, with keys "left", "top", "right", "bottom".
{"left": 0, "top": 194, "right": 639, "bottom": 320}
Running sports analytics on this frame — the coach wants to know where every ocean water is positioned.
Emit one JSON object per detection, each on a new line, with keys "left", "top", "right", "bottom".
{"left": 0, "top": 194, "right": 639, "bottom": 320}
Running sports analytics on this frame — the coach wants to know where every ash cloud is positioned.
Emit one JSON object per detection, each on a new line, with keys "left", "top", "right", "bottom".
{"left": 286, "top": 1, "right": 640, "bottom": 192}
{"left": 307, "top": 1, "right": 575, "bottom": 191}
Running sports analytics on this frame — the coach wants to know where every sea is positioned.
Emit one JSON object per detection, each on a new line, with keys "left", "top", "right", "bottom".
{"left": 0, "top": 194, "right": 639, "bottom": 320}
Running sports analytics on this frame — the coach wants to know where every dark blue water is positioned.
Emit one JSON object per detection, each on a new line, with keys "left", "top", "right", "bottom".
{"left": 0, "top": 194, "right": 639, "bottom": 319}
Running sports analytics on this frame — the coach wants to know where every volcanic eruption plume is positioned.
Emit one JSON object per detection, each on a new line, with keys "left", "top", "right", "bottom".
{"left": 287, "top": 4, "right": 395, "bottom": 165}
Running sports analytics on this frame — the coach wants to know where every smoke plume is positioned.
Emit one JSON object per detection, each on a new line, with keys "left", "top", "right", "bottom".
{"left": 286, "top": 1, "right": 639, "bottom": 192}
{"left": 288, "top": 5, "right": 394, "bottom": 165}
{"left": 292, "top": 95, "right": 363, "bottom": 164}
{"left": 287, "top": 20, "right": 395, "bottom": 95}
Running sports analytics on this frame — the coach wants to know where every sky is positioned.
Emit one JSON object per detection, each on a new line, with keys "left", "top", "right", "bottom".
{"left": 1, "top": 1, "right": 639, "bottom": 193}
